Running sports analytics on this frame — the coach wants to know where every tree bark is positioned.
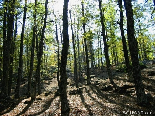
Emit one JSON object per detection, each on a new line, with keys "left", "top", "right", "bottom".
{"left": 81, "top": 1, "right": 90, "bottom": 85}
{"left": 55, "top": 24, "right": 60, "bottom": 87}
{"left": 69, "top": 10, "right": 78, "bottom": 87}
{"left": 59, "top": 0, "right": 70, "bottom": 115}
{"left": 28, "top": 0, "right": 37, "bottom": 98}
{"left": 124, "top": 0, "right": 149, "bottom": 105}
{"left": 8, "top": 0, "right": 15, "bottom": 96}
{"left": 2, "top": 0, "right": 8, "bottom": 96}
{"left": 118, "top": 0, "right": 131, "bottom": 79}
{"left": 36, "top": 0, "right": 48, "bottom": 95}
{"left": 15, "top": 0, "right": 27, "bottom": 98}
{"left": 77, "top": 17, "right": 82, "bottom": 82}
{"left": 98, "top": 0, "right": 118, "bottom": 89}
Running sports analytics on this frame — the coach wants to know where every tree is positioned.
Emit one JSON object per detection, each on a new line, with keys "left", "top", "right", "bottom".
{"left": 118, "top": 0, "right": 131, "bottom": 79}
{"left": 35, "top": 0, "right": 48, "bottom": 95}
{"left": 28, "top": 0, "right": 37, "bottom": 98}
{"left": 98, "top": 0, "right": 118, "bottom": 90}
{"left": 81, "top": 0, "right": 90, "bottom": 85}
{"left": 59, "top": 0, "right": 70, "bottom": 115}
{"left": 69, "top": 10, "right": 78, "bottom": 87}
{"left": 124, "top": 0, "right": 150, "bottom": 105}
{"left": 2, "top": 0, "right": 8, "bottom": 97}
{"left": 2, "top": 0, "right": 15, "bottom": 97}
{"left": 15, "top": 0, "right": 27, "bottom": 98}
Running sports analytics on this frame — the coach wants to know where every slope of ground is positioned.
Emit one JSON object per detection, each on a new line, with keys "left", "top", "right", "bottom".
{"left": 0, "top": 66, "right": 155, "bottom": 116}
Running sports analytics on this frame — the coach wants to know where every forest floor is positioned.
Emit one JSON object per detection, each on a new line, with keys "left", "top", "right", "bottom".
{"left": 0, "top": 65, "right": 155, "bottom": 116}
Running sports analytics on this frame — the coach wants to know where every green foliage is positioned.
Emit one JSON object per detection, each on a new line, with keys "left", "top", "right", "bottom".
{"left": 116, "top": 64, "right": 127, "bottom": 72}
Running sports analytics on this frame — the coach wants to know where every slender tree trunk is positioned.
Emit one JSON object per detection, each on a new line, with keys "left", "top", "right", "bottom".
{"left": 59, "top": 0, "right": 70, "bottom": 115}
{"left": 99, "top": 36, "right": 104, "bottom": 69}
{"left": 69, "top": 10, "right": 78, "bottom": 87}
{"left": 98, "top": 0, "right": 118, "bottom": 89}
{"left": 28, "top": 0, "right": 37, "bottom": 98}
{"left": 2, "top": 0, "right": 8, "bottom": 96}
{"left": 81, "top": 1, "right": 90, "bottom": 85}
{"left": 8, "top": 0, "right": 15, "bottom": 96}
{"left": 13, "top": 14, "right": 18, "bottom": 71}
{"left": 118, "top": 0, "right": 131, "bottom": 79}
{"left": 60, "top": 26, "right": 63, "bottom": 43}
{"left": 89, "top": 33, "right": 94, "bottom": 70}
{"left": 53, "top": 10, "right": 60, "bottom": 85}
{"left": 55, "top": 24, "right": 60, "bottom": 87}
{"left": 124, "top": 0, "right": 149, "bottom": 105}
{"left": 15, "top": 0, "right": 27, "bottom": 98}
{"left": 36, "top": 0, "right": 48, "bottom": 95}
{"left": 77, "top": 17, "right": 82, "bottom": 82}
{"left": 97, "top": 31, "right": 100, "bottom": 68}
{"left": 26, "top": 33, "right": 30, "bottom": 75}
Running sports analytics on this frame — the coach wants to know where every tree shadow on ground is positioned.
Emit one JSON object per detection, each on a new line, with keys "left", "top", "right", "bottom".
{"left": 84, "top": 86, "right": 122, "bottom": 115}
{"left": 31, "top": 90, "right": 60, "bottom": 116}
{"left": 89, "top": 84, "right": 155, "bottom": 115}
{"left": 79, "top": 88, "right": 94, "bottom": 116}
{"left": 0, "top": 75, "right": 59, "bottom": 116}
{"left": 143, "top": 76, "right": 155, "bottom": 91}
{"left": 0, "top": 96, "right": 23, "bottom": 115}
{"left": 16, "top": 99, "right": 34, "bottom": 116}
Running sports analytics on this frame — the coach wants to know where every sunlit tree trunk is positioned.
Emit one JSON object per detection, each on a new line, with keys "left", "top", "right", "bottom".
{"left": 59, "top": 0, "right": 70, "bottom": 115}
{"left": 99, "top": 35, "right": 104, "bottom": 69}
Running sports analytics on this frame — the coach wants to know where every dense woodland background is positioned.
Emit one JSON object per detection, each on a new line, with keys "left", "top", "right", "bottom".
{"left": 0, "top": 0, "right": 155, "bottom": 115}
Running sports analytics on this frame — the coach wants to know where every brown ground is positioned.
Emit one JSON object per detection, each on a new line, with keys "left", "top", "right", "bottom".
{"left": 0, "top": 66, "right": 155, "bottom": 116}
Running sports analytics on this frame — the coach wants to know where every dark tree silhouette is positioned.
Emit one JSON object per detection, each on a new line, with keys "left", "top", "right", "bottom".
{"left": 59, "top": 0, "right": 70, "bottom": 115}
{"left": 124, "top": 0, "right": 149, "bottom": 105}
{"left": 28, "top": 0, "right": 37, "bottom": 98}
{"left": 15, "top": 0, "right": 27, "bottom": 98}
{"left": 118, "top": 0, "right": 132, "bottom": 79}
{"left": 81, "top": 1, "right": 90, "bottom": 85}
{"left": 98, "top": 0, "right": 118, "bottom": 90}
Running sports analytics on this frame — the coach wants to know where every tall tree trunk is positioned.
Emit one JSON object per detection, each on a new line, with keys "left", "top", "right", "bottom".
{"left": 2, "top": 0, "right": 8, "bottom": 96}
{"left": 36, "top": 0, "right": 48, "bottom": 95}
{"left": 69, "top": 10, "right": 78, "bottom": 87}
{"left": 77, "top": 17, "right": 82, "bottom": 82}
{"left": 97, "top": 31, "right": 100, "bottom": 68}
{"left": 99, "top": 35, "right": 104, "bottom": 69}
{"left": 118, "top": 0, "right": 131, "bottom": 79}
{"left": 55, "top": 24, "right": 60, "bottom": 87}
{"left": 124, "top": 0, "right": 149, "bottom": 105}
{"left": 13, "top": 14, "right": 18, "bottom": 71}
{"left": 8, "top": 0, "right": 15, "bottom": 96}
{"left": 53, "top": 10, "right": 60, "bottom": 86}
{"left": 98, "top": 0, "right": 118, "bottom": 89}
{"left": 28, "top": 0, "right": 37, "bottom": 98}
{"left": 81, "top": 1, "right": 90, "bottom": 85}
{"left": 2, "top": 0, "right": 15, "bottom": 96}
{"left": 59, "top": 0, "right": 70, "bottom": 115}
{"left": 15, "top": 0, "right": 27, "bottom": 98}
